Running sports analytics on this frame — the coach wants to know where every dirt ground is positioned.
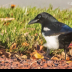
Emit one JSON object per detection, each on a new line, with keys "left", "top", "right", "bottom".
{"left": 0, "top": 56, "right": 72, "bottom": 69}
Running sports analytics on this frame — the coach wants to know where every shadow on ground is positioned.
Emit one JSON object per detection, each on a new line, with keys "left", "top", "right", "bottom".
{"left": 0, "top": 41, "right": 8, "bottom": 49}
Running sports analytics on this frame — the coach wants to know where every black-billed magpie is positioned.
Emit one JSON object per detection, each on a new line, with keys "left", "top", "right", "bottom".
{"left": 28, "top": 12, "right": 72, "bottom": 60}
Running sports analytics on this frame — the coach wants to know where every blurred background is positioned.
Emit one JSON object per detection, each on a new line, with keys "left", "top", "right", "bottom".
{"left": 0, "top": 0, "right": 72, "bottom": 9}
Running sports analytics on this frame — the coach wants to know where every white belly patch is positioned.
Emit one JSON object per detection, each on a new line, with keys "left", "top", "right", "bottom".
{"left": 42, "top": 32, "right": 59, "bottom": 50}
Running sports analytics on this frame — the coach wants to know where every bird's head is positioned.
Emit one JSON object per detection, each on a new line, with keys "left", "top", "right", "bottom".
{"left": 28, "top": 12, "right": 58, "bottom": 25}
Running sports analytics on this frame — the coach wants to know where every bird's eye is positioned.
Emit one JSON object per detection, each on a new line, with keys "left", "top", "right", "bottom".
{"left": 38, "top": 15, "right": 41, "bottom": 19}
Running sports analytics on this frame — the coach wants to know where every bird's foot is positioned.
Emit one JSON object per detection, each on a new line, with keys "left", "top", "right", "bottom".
{"left": 44, "top": 48, "right": 51, "bottom": 58}
{"left": 43, "top": 53, "right": 51, "bottom": 59}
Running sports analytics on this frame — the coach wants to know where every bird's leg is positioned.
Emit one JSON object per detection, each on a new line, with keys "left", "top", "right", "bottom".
{"left": 46, "top": 48, "right": 50, "bottom": 56}
{"left": 43, "top": 43, "right": 50, "bottom": 56}
{"left": 64, "top": 48, "right": 66, "bottom": 60}
{"left": 64, "top": 42, "right": 67, "bottom": 60}
{"left": 43, "top": 43, "right": 50, "bottom": 57}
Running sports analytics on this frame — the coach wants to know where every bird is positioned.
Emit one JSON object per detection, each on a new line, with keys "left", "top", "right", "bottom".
{"left": 28, "top": 12, "right": 72, "bottom": 60}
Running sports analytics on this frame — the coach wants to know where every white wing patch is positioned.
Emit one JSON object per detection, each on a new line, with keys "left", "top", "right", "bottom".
{"left": 43, "top": 27, "right": 50, "bottom": 31}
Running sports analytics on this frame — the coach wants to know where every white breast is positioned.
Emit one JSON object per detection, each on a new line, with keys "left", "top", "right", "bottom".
{"left": 42, "top": 32, "right": 59, "bottom": 50}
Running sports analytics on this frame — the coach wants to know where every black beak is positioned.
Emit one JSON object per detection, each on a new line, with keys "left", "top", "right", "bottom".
{"left": 28, "top": 19, "right": 39, "bottom": 24}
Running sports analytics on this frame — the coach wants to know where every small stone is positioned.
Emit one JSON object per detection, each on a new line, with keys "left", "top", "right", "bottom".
{"left": 21, "top": 55, "right": 27, "bottom": 59}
